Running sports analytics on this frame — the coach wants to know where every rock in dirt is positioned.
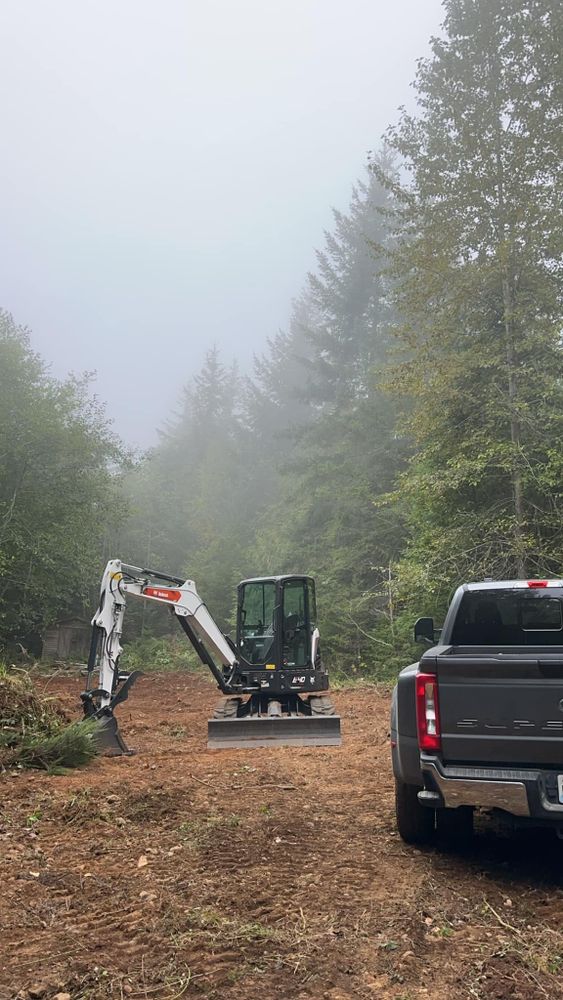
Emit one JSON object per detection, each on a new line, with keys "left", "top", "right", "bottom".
{"left": 27, "top": 985, "right": 49, "bottom": 999}
{"left": 400, "top": 950, "right": 416, "bottom": 964}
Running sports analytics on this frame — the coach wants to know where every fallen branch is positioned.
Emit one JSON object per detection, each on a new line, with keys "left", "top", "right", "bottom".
{"left": 189, "top": 773, "right": 214, "bottom": 787}
{"left": 484, "top": 899, "right": 521, "bottom": 936}
{"left": 259, "top": 784, "right": 296, "bottom": 790}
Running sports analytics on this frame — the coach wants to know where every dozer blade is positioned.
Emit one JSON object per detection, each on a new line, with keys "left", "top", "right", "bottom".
{"left": 207, "top": 713, "right": 341, "bottom": 750}
{"left": 91, "top": 714, "right": 134, "bottom": 757}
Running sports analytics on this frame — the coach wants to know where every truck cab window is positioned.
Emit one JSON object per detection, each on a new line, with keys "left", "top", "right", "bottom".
{"left": 452, "top": 590, "right": 563, "bottom": 645}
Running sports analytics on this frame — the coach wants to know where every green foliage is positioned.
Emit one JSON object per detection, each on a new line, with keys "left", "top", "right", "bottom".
{"left": 6, "top": 719, "right": 100, "bottom": 772}
{"left": 248, "top": 157, "right": 408, "bottom": 672}
{"left": 117, "top": 347, "right": 254, "bottom": 631}
{"left": 0, "top": 662, "right": 67, "bottom": 741}
{"left": 120, "top": 635, "right": 202, "bottom": 673}
{"left": 306, "top": 154, "right": 397, "bottom": 405}
{"left": 376, "top": 0, "right": 563, "bottom": 615}
{"left": 0, "top": 311, "right": 129, "bottom": 648}
{"left": 248, "top": 293, "right": 315, "bottom": 449}
{"left": 0, "top": 664, "right": 98, "bottom": 770}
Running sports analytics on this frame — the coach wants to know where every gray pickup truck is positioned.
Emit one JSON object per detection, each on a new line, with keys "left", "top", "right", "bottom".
{"left": 391, "top": 580, "right": 563, "bottom": 844}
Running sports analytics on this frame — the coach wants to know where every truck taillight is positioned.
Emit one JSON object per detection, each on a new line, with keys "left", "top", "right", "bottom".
{"left": 416, "top": 672, "right": 441, "bottom": 751}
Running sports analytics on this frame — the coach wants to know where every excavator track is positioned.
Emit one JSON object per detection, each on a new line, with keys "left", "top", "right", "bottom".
{"left": 207, "top": 693, "right": 341, "bottom": 749}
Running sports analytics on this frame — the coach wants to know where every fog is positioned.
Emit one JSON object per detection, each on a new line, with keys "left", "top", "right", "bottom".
{"left": 0, "top": 0, "right": 443, "bottom": 446}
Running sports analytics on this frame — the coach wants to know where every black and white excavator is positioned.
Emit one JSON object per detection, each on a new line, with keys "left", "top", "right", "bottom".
{"left": 81, "top": 559, "right": 341, "bottom": 753}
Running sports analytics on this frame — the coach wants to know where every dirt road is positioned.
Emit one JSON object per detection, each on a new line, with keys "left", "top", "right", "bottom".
{"left": 1, "top": 673, "right": 562, "bottom": 1000}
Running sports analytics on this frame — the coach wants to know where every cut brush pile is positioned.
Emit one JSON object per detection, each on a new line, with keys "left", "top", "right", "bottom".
{"left": 0, "top": 666, "right": 98, "bottom": 771}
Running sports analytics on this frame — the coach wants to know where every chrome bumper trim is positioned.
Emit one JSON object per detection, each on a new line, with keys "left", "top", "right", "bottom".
{"left": 539, "top": 790, "right": 563, "bottom": 814}
{"left": 421, "top": 760, "right": 530, "bottom": 816}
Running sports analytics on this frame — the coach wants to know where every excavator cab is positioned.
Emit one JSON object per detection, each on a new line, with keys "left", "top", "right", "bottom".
{"left": 237, "top": 575, "right": 315, "bottom": 670}
{"left": 207, "top": 574, "right": 340, "bottom": 749}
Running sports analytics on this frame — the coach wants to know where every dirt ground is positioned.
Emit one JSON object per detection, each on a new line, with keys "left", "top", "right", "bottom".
{"left": 1, "top": 672, "right": 563, "bottom": 1000}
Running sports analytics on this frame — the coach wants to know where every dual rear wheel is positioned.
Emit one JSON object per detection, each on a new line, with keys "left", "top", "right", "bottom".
{"left": 394, "top": 778, "right": 473, "bottom": 846}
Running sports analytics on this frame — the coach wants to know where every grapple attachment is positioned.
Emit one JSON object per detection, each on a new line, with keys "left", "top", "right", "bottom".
{"left": 81, "top": 671, "right": 141, "bottom": 757}
{"left": 208, "top": 693, "right": 341, "bottom": 749}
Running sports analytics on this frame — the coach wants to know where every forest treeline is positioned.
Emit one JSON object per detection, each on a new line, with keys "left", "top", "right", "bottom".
{"left": 1, "top": 0, "right": 561, "bottom": 673}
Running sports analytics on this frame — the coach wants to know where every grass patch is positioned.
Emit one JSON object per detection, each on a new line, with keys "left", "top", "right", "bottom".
{"left": 178, "top": 812, "right": 241, "bottom": 846}
{"left": 175, "top": 906, "right": 282, "bottom": 948}
{"left": 480, "top": 898, "right": 563, "bottom": 982}
{"left": 328, "top": 669, "right": 392, "bottom": 692}
{"left": 59, "top": 788, "right": 118, "bottom": 825}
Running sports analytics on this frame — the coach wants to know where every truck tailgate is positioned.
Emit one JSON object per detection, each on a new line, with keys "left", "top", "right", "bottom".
{"left": 436, "top": 650, "right": 563, "bottom": 766}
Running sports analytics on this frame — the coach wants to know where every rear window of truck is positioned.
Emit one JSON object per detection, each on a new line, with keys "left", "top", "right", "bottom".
{"left": 451, "top": 589, "right": 563, "bottom": 645}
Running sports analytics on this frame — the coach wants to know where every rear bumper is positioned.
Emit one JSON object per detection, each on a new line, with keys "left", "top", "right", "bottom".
{"left": 420, "top": 756, "right": 563, "bottom": 821}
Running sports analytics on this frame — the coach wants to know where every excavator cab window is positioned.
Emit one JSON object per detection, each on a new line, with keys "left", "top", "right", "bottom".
{"left": 282, "top": 579, "right": 310, "bottom": 668}
{"left": 238, "top": 581, "right": 276, "bottom": 664}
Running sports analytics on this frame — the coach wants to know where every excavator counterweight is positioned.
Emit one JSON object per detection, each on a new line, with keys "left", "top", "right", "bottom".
{"left": 82, "top": 560, "right": 341, "bottom": 753}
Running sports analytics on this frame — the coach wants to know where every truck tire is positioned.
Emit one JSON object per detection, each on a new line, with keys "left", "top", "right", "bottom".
{"left": 394, "top": 778, "right": 436, "bottom": 845}
{"left": 436, "top": 806, "right": 474, "bottom": 845}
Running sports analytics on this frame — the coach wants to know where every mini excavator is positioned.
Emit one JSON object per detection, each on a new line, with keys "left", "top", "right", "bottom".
{"left": 82, "top": 559, "right": 341, "bottom": 754}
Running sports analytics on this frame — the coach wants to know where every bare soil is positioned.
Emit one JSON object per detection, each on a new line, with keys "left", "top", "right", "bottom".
{"left": 1, "top": 672, "right": 562, "bottom": 1000}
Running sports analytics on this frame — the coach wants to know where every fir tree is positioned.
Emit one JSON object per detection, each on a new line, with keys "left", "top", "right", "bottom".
{"left": 377, "top": 0, "right": 563, "bottom": 608}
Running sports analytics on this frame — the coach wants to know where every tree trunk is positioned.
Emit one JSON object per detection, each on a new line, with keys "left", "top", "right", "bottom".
{"left": 492, "top": 66, "right": 526, "bottom": 578}
{"left": 502, "top": 272, "right": 526, "bottom": 578}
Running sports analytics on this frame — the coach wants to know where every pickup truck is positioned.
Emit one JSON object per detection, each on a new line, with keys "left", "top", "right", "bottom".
{"left": 391, "top": 579, "right": 563, "bottom": 844}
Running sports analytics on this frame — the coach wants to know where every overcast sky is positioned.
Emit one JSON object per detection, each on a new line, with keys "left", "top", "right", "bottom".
{"left": 0, "top": 0, "right": 443, "bottom": 446}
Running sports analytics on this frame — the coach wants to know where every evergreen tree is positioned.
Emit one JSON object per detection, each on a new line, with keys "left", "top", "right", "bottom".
{"left": 248, "top": 292, "right": 317, "bottom": 449}
{"left": 119, "top": 348, "right": 254, "bottom": 629}
{"left": 0, "top": 311, "right": 127, "bottom": 647}
{"left": 307, "top": 150, "right": 398, "bottom": 405}
{"left": 251, "top": 155, "right": 407, "bottom": 669}
{"left": 377, "top": 0, "right": 563, "bottom": 612}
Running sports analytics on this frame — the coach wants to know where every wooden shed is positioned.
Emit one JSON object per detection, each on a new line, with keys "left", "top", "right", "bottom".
{"left": 42, "top": 618, "right": 91, "bottom": 662}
